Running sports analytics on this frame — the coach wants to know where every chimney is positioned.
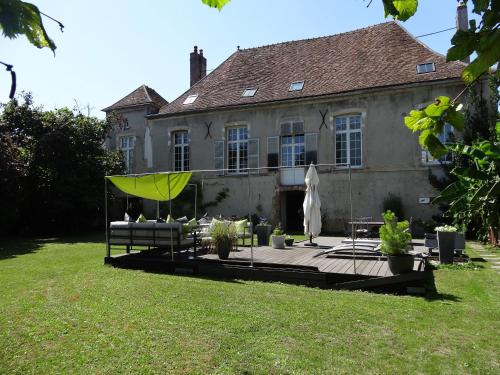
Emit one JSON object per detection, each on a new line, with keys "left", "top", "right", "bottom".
{"left": 456, "top": 0, "right": 470, "bottom": 63}
{"left": 190, "top": 45, "right": 207, "bottom": 87}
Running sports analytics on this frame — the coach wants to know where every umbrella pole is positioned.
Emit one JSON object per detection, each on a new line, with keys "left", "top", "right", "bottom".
{"left": 157, "top": 200, "right": 160, "bottom": 219}
{"left": 168, "top": 174, "right": 174, "bottom": 262}
{"left": 349, "top": 164, "right": 356, "bottom": 274}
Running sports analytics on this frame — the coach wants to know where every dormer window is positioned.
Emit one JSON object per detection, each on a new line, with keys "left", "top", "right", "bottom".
{"left": 183, "top": 94, "right": 198, "bottom": 105}
{"left": 242, "top": 88, "right": 257, "bottom": 97}
{"left": 289, "top": 81, "right": 304, "bottom": 92}
{"left": 416, "top": 63, "right": 435, "bottom": 74}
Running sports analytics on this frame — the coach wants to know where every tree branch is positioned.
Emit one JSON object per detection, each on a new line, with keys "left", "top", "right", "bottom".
{"left": 0, "top": 61, "right": 17, "bottom": 99}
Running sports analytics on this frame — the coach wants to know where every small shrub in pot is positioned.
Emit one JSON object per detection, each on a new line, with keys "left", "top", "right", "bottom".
{"left": 271, "top": 223, "right": 286, "bottom": 249}
{"left": 379, "top": 210, "right": 414, "bottom": 274}
{"left": 210, "top": 221, "right": 237, "bottom": 259}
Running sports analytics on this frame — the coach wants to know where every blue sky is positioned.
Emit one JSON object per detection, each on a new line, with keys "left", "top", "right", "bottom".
{"left": 3, "top": 0, "right": 476, "bottom": 117}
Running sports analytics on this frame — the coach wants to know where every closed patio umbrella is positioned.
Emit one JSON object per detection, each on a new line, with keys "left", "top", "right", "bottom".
{"left": 303, "top": 163, "right": 321, "bottom": 246}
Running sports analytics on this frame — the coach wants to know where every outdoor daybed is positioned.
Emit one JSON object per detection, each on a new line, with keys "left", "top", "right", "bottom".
{"left": 109, "top": 221, "right": 195, "bottom": 249}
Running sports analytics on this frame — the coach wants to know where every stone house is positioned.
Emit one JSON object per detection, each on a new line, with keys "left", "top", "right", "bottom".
{"left": 103, "top": 21, "right": 469, "bottom": 232}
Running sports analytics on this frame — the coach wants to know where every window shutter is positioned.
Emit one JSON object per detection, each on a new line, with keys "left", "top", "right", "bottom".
{"left": 214, "top": 140, "right": 224, "bottom": 174}
{"left": 305, "top": 133, "right": 318, "bottom": 165}
{"left": 267, "top": 136, "right": 279, "bottom": 171}
{"left": 248, "top": 138, "right": 259, "bottom": 174}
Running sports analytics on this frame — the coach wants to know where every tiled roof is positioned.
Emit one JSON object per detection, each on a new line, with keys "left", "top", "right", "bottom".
{"left": 103, "top": 85, "right": 168, "bottom": 112}
{"left": 157, "top": 22, "right": 464, "bottom": 117}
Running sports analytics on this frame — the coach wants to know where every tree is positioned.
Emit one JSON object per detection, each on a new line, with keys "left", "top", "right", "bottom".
{"left": 0, "top": 93, "right": 125, "bottom": 234}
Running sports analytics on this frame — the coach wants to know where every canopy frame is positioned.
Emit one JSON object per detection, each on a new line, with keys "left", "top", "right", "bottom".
{"left": 104, "top": 163, "right": 355, "bottom": 272}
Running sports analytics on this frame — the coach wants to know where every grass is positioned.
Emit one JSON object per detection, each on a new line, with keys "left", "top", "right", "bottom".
{"left": 0, "top": 235, "right": 498, "bottom": 374}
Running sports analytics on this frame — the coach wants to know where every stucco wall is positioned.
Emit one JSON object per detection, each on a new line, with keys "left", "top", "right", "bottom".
{"left": 112, "top": 81, "right": 465, "bottom": 228}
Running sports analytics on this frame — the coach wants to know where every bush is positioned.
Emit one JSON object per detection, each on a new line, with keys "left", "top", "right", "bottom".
{"left": 379, "top": 210, "right": 412, "bottom": 255}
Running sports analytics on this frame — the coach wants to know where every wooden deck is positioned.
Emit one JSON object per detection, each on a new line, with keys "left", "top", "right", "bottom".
{"left": 105, "top": 237, "right": 428, "bottom": 294}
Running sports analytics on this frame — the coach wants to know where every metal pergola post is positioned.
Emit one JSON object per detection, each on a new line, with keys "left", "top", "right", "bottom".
{"left": 348, "top": 164, "right": 356, "bottom": 274}
{"left": 168, "top": 173, "right": 174, "bottom": 261}
{"left": 105, "top": 178, "right": 110, "bottom": 258}
{"left": 105, "top": 163, "right": 357, "bottom": 270}
{"left": 248, "top": 170, "right": 254, "bottom": 267}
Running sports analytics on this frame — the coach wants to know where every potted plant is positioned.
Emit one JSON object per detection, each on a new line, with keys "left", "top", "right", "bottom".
{"left": 210, "top": 221, "right": 237, "bottom": 260}
{"left": 255, "top": 219, "right": 272, "bottom": 246}
{"left": 285, "top": 235, "right": 294, "bottom": 247}
{"left": 435, "top": 225, "right": 457, "bottom": 264}
{"left": 271, "top": 223, "right": 286, "bottom": 249}
{"left": 379, "top": 210, "right": 414, "bottom": 274}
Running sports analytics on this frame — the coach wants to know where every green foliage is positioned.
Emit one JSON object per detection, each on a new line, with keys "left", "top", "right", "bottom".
{"left": 405, "top": 97, "right": 465, "bottom": 158}
{"left": 272, "top": 222, "right": 284, "bottom": 236}
{"left": 447, "top": 0, "right": 500, "bottom": 84}
{"left": 379, "top": 210, "right": 412, "bottom": 255}
{"left": 0, "top": 93, "right": 125, "bottom": 234}
{"left": 0, "top": 0, "right": 56, "bottom": 52}
{"left": 433, "top": 136, "right": 500, "bottom": 243}
{"left": 382, "top": 0, "right": 418, "bottom": 21}
{"left": 210, "top": 221, "right": 237, "bottom": 247}
{"left": 382, "top": 193, "right": 404, "bottom": 220}
{"left": 201, "top": 0, "right": 230, "bottom": 10}
{"left": 201, "top": 187, "right": 229, "bottom": 210}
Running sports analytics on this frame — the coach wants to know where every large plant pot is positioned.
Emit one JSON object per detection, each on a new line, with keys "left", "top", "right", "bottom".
{"left": 271, "top": 235, "right": 286, "bottom": 249}
{"left": 387, "top": 254, "right": 414, "bottom": 274}
{"left": 437, "top": 231, "right": 456, "bottom": 264}
{"left": 256, "top": 225, "right": 272, "bottom": 246}
{"left": 216, "top": 240, "right": 232, "bottom": 260}
{"left": 455, "top": 232, "right": 465, "bottom": 251}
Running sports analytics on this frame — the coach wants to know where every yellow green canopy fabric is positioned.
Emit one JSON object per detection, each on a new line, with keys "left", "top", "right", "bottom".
{"left": 107, "top": 172, "right": 192, "bottom": 201}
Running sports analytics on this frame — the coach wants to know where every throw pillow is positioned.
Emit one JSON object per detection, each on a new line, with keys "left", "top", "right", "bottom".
{"left": 136, "top": 214, "right": 147, "bottom": 223}
{"left": 166, "top": 214, "right": 175, "bottom": 223}
{"left": 188, "top": 218, "right": 198, "bottom": 228}
{"left": 234, "top": 219, "right": 248, "bottom": 234}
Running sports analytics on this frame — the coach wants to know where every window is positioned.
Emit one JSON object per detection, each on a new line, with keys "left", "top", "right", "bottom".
{"left": 422, "top": 123, "right": 453, "bottom": 164}
{"left": 183, "top": 94, "right": 198, "bottom": 105}
{"left": 242, "top": 88, "right": 257, "bottom": 97}
{"left": 173, "top": 131, "right": 190, "bottom": 171}
{"left": 119, "top": 136, "right": 135, "bottom": 173}
{"left": 416, "top": 62, "right": 435, "bottom": 74}
{"left": 289, "top": 80, "right": 304, "bottom": 92}
{"left": 227, "top": 127, "right": 248, "bottom": 173}
{"left": 281, "top": 134, "right": 305, "bottom": 167}
{"left": 335, "top": 115, "right": 362, "bottom": 167}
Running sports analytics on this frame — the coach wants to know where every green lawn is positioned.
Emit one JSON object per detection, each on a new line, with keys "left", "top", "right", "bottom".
{"left": 0, "top": 236, "right": 498, "bottom": 374}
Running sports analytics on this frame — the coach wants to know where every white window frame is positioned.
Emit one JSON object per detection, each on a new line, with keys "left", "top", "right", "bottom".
{"left": 119, "top": 135, "right": 135, "bottom": 173}
{"left": 242, "top": 88, "right": 257, "bottom": 97}
{"left": 183, "top": 94, "right": 198, "bottom": 105}
{"left": 227, "top": 126, "right": 248, "bottom": 174}
{"left": 416, "top": 62, "right": 436, "bottom": 74}
{"left": 173, "top": 131, "right": 190, "bottom": 171}
{"left": 422, "top": 123, "right": 454, "bottom": 165}
{"left": 281, "top": 134, "right": 305, "bottom": 167}
{"left": 289, "top": 80, "right": 305, "bottom": 92}
{"left": 335, "top": 114, "right": 362, "bottom": 168}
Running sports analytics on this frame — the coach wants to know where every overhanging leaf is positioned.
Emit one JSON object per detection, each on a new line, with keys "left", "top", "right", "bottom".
{"left": 383, "top": 0, "right": 418, "bottom": 21}
{"left": 422, "top": 133, "right": 447, "bottom": 158}
{"left": 201, "top": 0, "right": 230, "bottom": 10}
{"left": 451, "top": 167, "right": 489, "bottom": 180}
{"left": 444, "top": 107, "right": 465, "bottom": 131}
{"left": 424, "top": 96, "right": 451, "bottom": 118}
{"left": 0, "top": 0, "right": 56, "bottom": 52}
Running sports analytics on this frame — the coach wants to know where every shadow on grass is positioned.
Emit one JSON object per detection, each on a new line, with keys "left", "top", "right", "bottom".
{"left": 0, "top": 231, "right": 104, "bottom": 261}
{"left": 423, "top": 269, "right": 462, "bottom": 302}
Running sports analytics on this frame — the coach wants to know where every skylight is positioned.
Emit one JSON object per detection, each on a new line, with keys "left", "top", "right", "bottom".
{"left": 416, "top": 63, "right": 435, "bottom": 74}
{"left": 289, "top": 81, "right": 304, "bottom": 92}
{"left": 183, "top": 94, "right": 198, "bottom": 105}
{"left": 242, "top": 88, "right": 257, "bottom": 97}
